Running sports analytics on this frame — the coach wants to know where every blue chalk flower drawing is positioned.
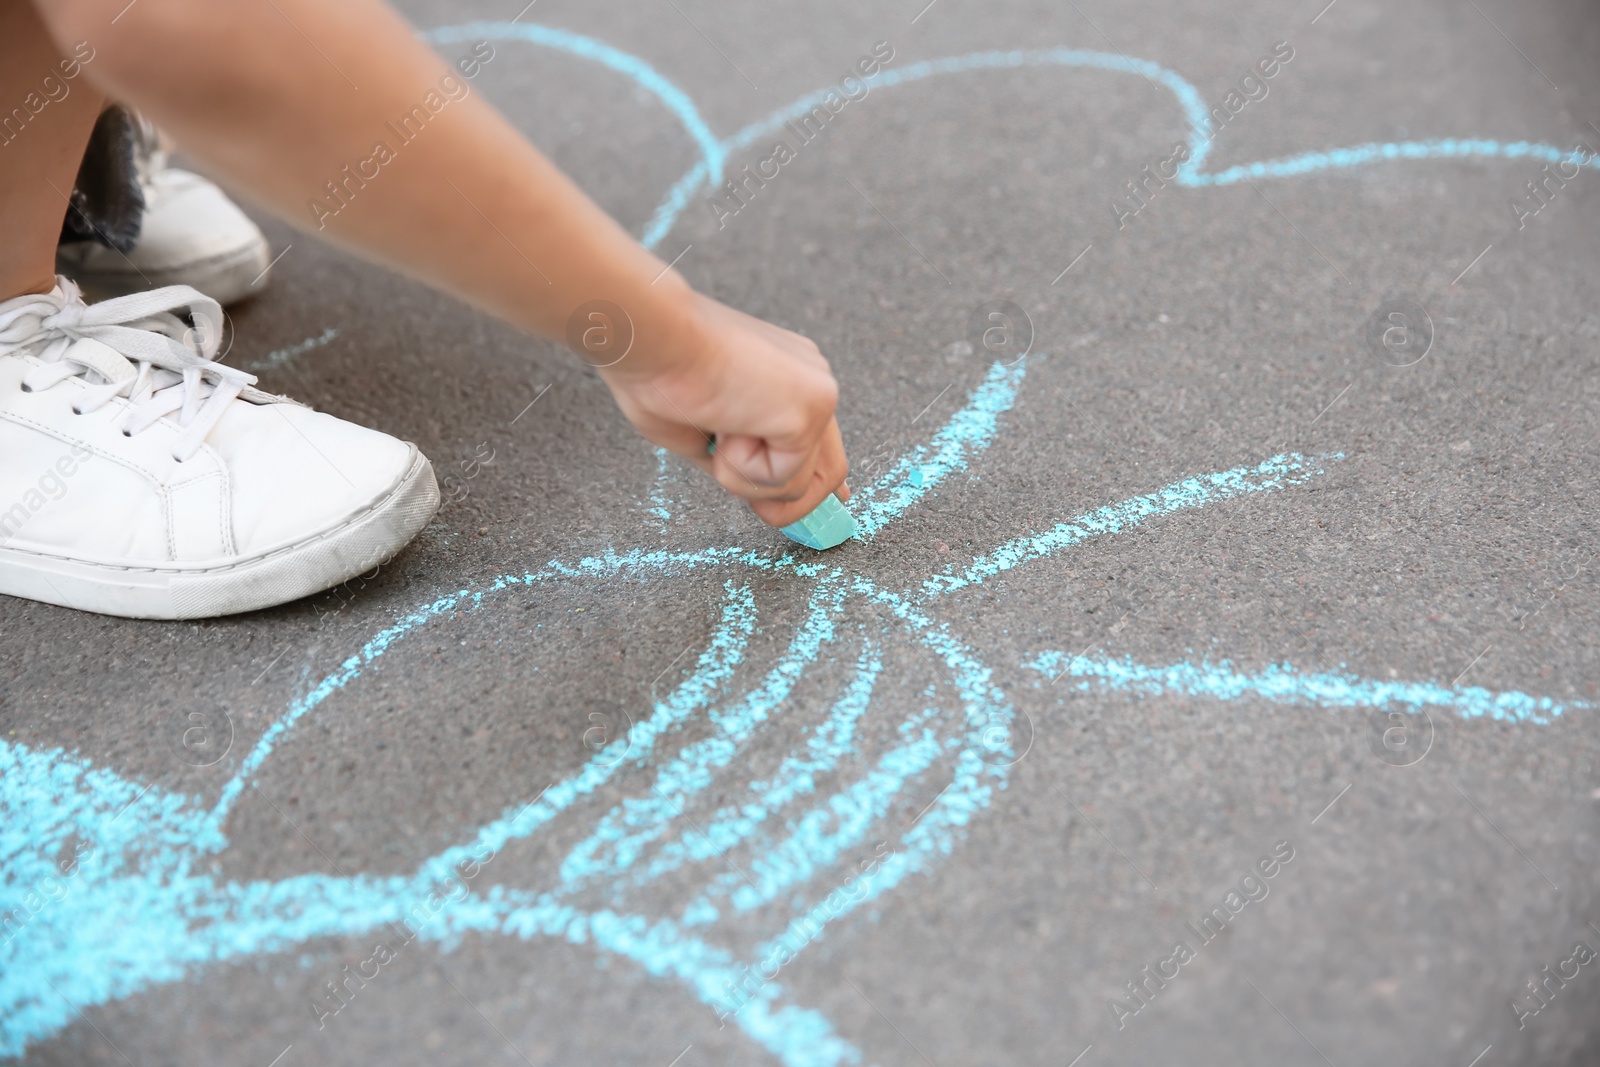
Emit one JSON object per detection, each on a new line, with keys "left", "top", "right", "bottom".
{"left": 2, "top": 25, "right": 1590, "bottom": 1067}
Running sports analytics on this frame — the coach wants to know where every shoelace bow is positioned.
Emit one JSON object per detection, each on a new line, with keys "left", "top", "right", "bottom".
{"left": 0, "top": 278, "right": 259, "bottom": 463}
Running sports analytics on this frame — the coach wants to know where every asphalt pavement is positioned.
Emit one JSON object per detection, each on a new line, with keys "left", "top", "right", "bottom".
{"left": 5, "top": 0, "right": 1600, "bottom": 1065}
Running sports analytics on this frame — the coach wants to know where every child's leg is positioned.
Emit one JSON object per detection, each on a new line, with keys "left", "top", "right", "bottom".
{"left": 0, "top": 2, "right": 105, "bottom": 298}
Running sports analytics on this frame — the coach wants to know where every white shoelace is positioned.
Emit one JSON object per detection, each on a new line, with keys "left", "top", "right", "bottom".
{"left": 0, "top": 277, "right": 258, "bottom": 462}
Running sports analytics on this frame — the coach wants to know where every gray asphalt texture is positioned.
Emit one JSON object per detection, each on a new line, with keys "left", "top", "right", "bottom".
{"left": 7, "top": 0, "right": 1600, "bottom": 1064}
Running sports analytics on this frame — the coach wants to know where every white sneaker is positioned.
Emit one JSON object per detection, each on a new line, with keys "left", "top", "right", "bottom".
{"left": 56, "top": 120, "right": 273, "bottom": 306}
{"left": 0, "top": 279, "right": 439, "bottom": 620}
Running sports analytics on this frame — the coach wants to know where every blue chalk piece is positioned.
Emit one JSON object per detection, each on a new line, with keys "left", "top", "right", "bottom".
{"left": 708, "top": 436, "right": 856, "bottom": 550}
{"left": 909, "top": 468, "right": 925, "bottom": 488}
{"left": 779, "top": 492, "right": 858, "bottom": 550}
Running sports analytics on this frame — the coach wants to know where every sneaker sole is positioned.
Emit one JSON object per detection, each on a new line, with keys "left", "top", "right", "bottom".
{"left": 0, "top": 446, "right": 440, "bottom": 620}
{"left": 58, "top": 240, "right": 274, "bottom": 307}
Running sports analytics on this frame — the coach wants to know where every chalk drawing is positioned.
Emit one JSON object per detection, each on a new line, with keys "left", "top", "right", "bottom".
{"left": 424, "top": 27, "right": 1594, "bottom": 251}
{"left": 1027, "top": 652, "right": 1577, "bottom": 726}
{"left": 4, "top": 22, "right": 1591, "bottom": 1067}
{"left": 2, "top": 363, "right": 1579, "bottom": 1064}
{"left": 648, "top": 447, "right": 675, "bottom": 528}
{"left": 244, "top": 327, "right": 339, "bottom": 374}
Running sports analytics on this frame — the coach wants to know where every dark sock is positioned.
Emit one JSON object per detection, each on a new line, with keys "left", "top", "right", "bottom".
{"left": 58, "top": 105, "right": 146, "bottom": 254}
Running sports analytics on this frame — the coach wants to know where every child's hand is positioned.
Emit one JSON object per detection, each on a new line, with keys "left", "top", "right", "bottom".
{"left": 598, "top": 290, "right": 850, "bottom": 529}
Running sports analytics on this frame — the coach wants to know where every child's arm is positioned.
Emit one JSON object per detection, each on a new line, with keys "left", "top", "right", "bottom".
{"left": 37, "top": 0, "right": 847, "bottom": 526}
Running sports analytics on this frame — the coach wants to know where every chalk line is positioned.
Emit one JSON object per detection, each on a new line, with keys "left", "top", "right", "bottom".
{"left": 924, "top": 451, "right": 1343, "bottom": 597}
{"left": 423, "top": 23, "right": 724, "bottom": 187}
{"left": 1027, "top": 652, "right": 1583, "bottom": 725}
{"left": 244, "top": 327, "right": 339, "bottom": 374}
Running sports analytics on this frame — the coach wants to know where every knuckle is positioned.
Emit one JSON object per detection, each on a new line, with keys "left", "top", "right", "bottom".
{"left": 812, "top": 368, "right": 839, "bottom": 404}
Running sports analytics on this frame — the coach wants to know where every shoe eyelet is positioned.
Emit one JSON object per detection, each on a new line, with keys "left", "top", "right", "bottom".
{"left": 120, "top": 428, "right": 132, "bottom": 437}
{"left": 19, "top": 382, "right": 32, "bottom": 393}
{"left": 171, "top": 454, "right": 186, "bottom": 464}
{"left": 70, "top": 405, "right": 83, "bottom": 416}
